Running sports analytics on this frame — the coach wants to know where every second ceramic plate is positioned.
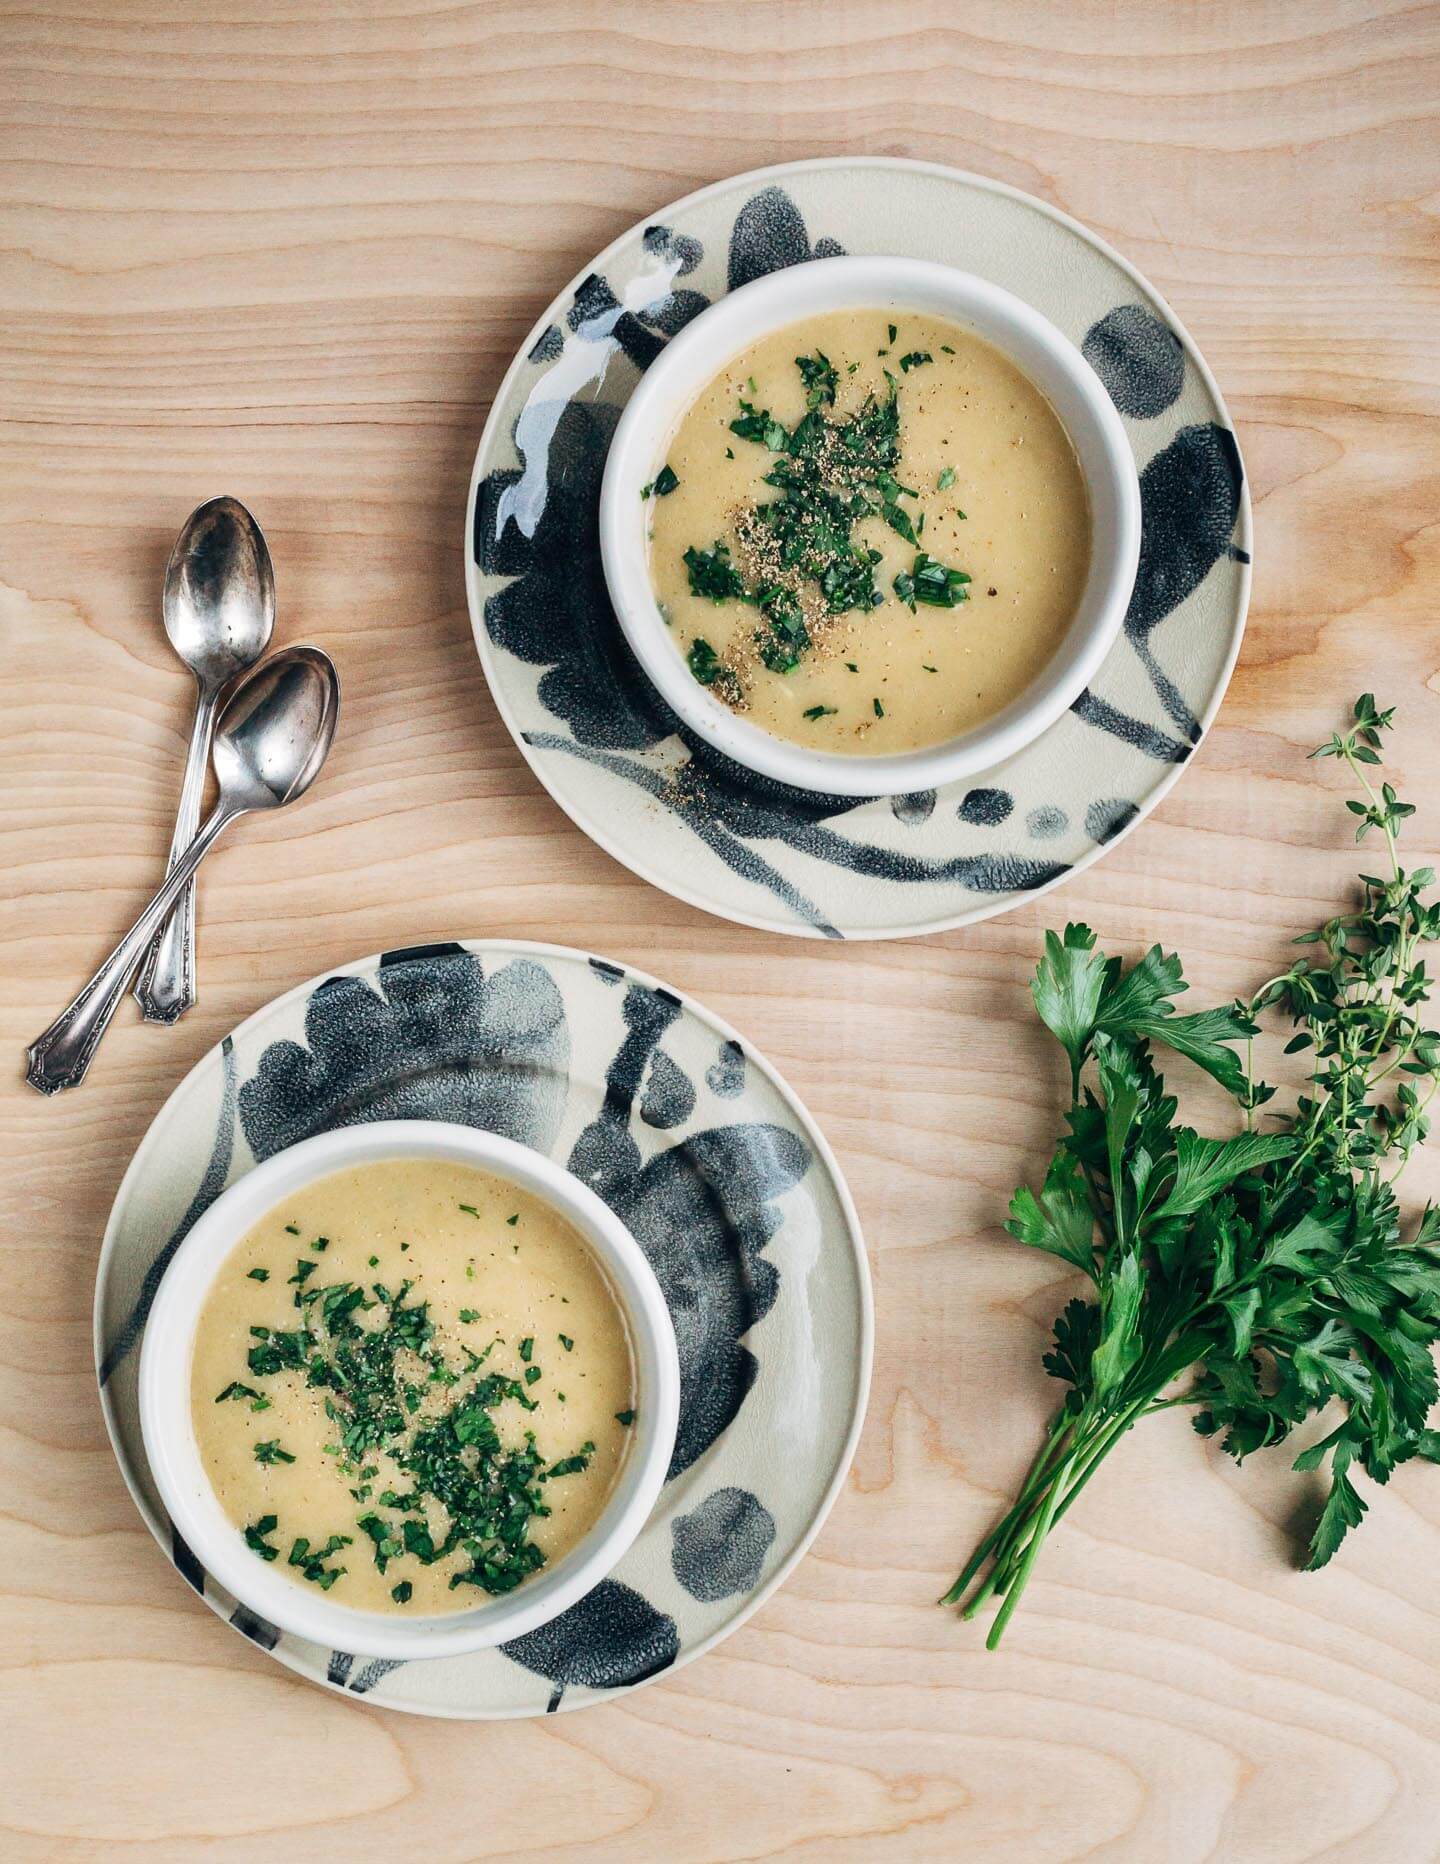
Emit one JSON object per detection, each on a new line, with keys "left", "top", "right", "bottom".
{"left": 466, "top": 156, "right": 1250, "bottom": 940}
{"left": 96, "top": 941, "right": 870, "bottom": 1718}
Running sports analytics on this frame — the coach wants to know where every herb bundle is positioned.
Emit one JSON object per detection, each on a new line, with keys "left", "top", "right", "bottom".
{"left": 947, "top": 698, "right": 1440, "bottom": 1646}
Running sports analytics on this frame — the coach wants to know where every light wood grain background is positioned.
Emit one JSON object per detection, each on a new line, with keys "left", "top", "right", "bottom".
{"left": 3, "top": 1, "right": 1440, "bottom": 1856}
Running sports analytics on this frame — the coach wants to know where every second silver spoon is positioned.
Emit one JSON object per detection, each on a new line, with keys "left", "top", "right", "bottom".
{"left": 27, "top": 646, "right": 339, "bottom": 1096}
{"left": 134, "top": 497, "right": 275, "bottom": 1024}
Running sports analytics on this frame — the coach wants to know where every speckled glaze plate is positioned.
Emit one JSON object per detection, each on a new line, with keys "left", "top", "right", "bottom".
{"left": 96, "top": 941, "right": 870, "bottom": 1718}
{"left": 465, "top": 157, "right": 1250, "bottom": 940}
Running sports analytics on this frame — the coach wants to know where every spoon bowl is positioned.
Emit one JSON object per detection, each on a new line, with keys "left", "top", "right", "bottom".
{"left": 213, "top": 645, "right": 339, "bottom": 814}
{"left": 162, "top": 496, "right": 276, "bottom": 688}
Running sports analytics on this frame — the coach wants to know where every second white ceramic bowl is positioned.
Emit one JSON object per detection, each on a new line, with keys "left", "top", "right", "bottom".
{"left": 600, "top": 255, "right": 1140, "bottom": 797}
{"left": 139, "top": 1120, "right": 680, "bottom": 1662}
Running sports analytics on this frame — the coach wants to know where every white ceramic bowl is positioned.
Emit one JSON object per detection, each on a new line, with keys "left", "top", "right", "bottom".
{"left": 139, "top": 1121, "right": 680, "bottom": 1662}
{"left": 600, "top": 254, "right": 1141, "bottom": 797}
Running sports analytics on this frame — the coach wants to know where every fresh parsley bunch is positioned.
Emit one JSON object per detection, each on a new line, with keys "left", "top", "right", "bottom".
{"left": 946, "top": 697, "right": 1440, "bottom": 1646}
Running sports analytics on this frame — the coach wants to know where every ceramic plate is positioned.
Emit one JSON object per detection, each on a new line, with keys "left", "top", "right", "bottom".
{"left": 96, "top": 941, "right": 871, "bottom": 1718}
{"left": 465, "top": 157, "right": 1250, "bottom": 940}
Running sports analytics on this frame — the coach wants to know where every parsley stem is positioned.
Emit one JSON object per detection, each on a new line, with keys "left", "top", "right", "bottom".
{"left": 951, "top": 1394, "right": 1153, "bottom": 1640}
{"left": 984, "top": 1461, "right": 1068, "bottom": 1648}
{"left": 939, "top": 1411, "right": 1078, "bottom": 1606}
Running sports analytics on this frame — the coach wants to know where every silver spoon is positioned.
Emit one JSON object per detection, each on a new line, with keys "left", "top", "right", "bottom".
{"left": 27, "top": 645, "right": 339, "bottom": 1096}
{"left": 133, "top": 497, "right": 276, "bottom": 1025}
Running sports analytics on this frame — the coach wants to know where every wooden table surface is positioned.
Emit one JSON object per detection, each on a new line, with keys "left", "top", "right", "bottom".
{"left": 4, "top": 2, "right": 1440, "bottom": 1856}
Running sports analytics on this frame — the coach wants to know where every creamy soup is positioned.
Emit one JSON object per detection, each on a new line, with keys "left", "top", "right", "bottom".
{"left": 646, "top": 309, "right": 1091, "bottom": 755}
{"left": 191, "top": 1159, "right": 636, "bottom": 1615}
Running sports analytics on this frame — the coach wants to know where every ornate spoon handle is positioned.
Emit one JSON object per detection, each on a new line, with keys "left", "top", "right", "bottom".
{"left": 133, "top": 683, "right": 221, "bottom": 1023}
{"left": 27, "top": 807, "right": 236, "bottom": 1095}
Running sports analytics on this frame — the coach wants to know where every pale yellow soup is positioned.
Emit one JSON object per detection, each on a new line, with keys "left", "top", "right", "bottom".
{"left": 646, "top": 308, "right": 1091, "bottom": 756}
{"left": 190, "top": 1159, "right": 636, "bottom": 1615}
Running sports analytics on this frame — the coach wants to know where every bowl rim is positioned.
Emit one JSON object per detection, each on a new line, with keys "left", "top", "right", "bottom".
{"left": 599, "top": 251, "right": 1141, "bottom": 797}
{"left": 137, "top": 1119, "right": 681, "bottom": 1662}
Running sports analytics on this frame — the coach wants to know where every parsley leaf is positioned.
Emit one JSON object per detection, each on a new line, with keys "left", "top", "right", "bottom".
{"left": 794, "top": 350, "right": 838, "bottom": 409}
{"left": 684, "top": 544, "right": 747, "bottom": 605}
{"left": 243, "top": 1515, "right": 280, "bottom": 1561}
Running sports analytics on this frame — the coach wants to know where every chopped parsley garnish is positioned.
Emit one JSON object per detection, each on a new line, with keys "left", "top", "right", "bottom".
{"left": 247, "top": 1326, "right": 310, "bottom": 1377}
{"left": 802, "top": 704, "right": 837, "bottom": 720}
{"left": 458, "top": 1308, "right": 480, "bottom": 1324}
{"left": 246, "top": 1267, "right": 269, "bottom": 1282}
{"left": 894, "top": 552, "right": 971, "bottom": 611}
{"left": 684, "top": 543, "right": 746, "bottom": 605}
{"left": 506, "top": 1214, "right": 519, "bottom": 1226}
{"left": 615, "top": 1409, "right": 636, "bottom": 1427}
{"left": 559, "top": 1334, "right": 574, "bottom": 1351}
{"left": 518, "top": 1337, "right": 534, "bottom": 1362}
{"left": 545, "top": 1446, "right": 594, "bottom": 1478}
{"left": 286, "top": 1534, "right": 350, "bottom": 1589}
{"left": 310, "top": 1236, "right": 330, "bottom": 1253}
{"left": 653, "top": 463, "right": 679, "bottom": 496}
{"left": 795, "top": 350, "right": 838, "bottom": 409}
{"left": 898, "top": 350, "right": 932, "bottom": 372}
{"left": 458, "top": 1203, "right": 480, "bottom": 1218}
{"left": 288, "top": 1258, "right": 316, "bottom": 1286}
{"left": 729, "top": 399, "right": 790, "bottom": 452}
{"left": 284, "top": 1223, "right": 300, "bottom": 1235}
{"left": 224, "top": 1248, "right": 599, "bottom": 1600}
{"left": 391, "top": 1580, "right": 413, "bottom": 1604}
{"left": 677, "top": 353, "right": 970, "bottom": 690}
{"left": 937, "top": 466, "right": 956, "bottom": 490}
{"left": 845, "top": 661, "right": 858, "bottom": 672}
{"left": 887, "top": 323, "right": 897, "bottom": 343}
{"left": 356, "top": 1513, "right": 402, "bottom": 1573}
{"left": 243, "top": 1515, "right": 280, "bottom": 1561}
{"left": 686, "top": 635, "right": 731, "bottom": 691}
{"left": 873, "top": 697, "right": 885, "bottom": 718}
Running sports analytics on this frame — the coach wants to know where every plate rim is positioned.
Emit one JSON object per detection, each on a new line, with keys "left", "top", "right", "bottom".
{"left": 93, "top": 935, "right": 874, "bottom": 1718}
{"left": 462, "top": 153, "right": 1253, "bottom": 941}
